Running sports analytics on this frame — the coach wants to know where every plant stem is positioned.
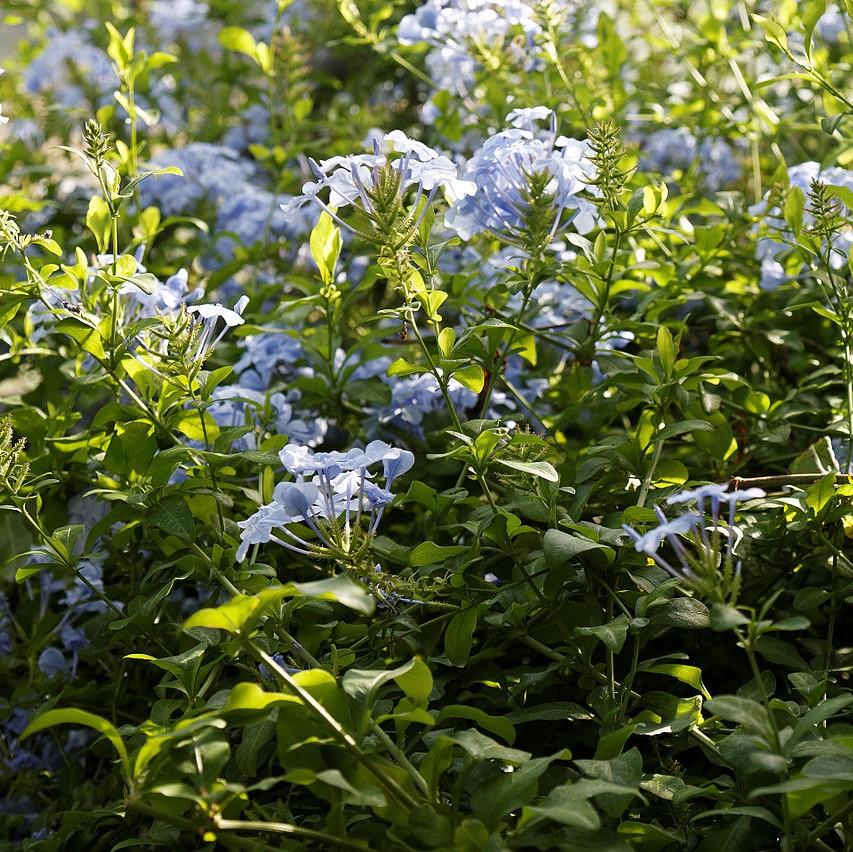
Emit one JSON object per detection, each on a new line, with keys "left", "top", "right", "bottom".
{"left": 637, "top": 437, "right": 664, "bottom": 507}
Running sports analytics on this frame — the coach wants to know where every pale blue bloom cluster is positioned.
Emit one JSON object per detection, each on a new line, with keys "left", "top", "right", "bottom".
{"left": 147, "top": 0, "right": 213, "bottom": 48}
{"left": 351, "top": 356, "right": 477, "bottom": 436}
{"left": 214, "top": 185, "right": 297, "bottom": 260}
{"left": 234, "top": 332, "right": 306, "bottom": 391}
{"left": 753, "top": 162, "right": 853, "bottom": 289}
{"left": 141, "top": 144, "right": 257, "bottom": 216}
{"left": 623, "top": 484, "right": 764, "bottom": 586}
{"left": 638, "top": 127, "right": 742, "bottom": 192}
{"left": 817, "top": 4, "right": 848, "bottom": 44}
{"left": 287, "top": 130, "right": 476, "bottom": 230}
{"left": 24, "top": 29, "right": 114, "bottom": 108}
{"left": 1, "top": 706, "right": 89, "bottom": 779}
{"left": 223, "top": 103, "right": 272, "bottom": 152}
{"left": 208, "top": 385, "right": 328, "bottom": 449}
{"left": 236, "top": 441, "right": 414, "bottom": 562}
{"left": 7, "top": 552, "right": 113, "bottom": 687}
{"left": 28, "top": 249, "right": 203, "bottom": 348}
{"left": 397, "top": 0, "right": 544, "bottom": 96}
{"left": 445, "top": 108, "right": 597, "bottom": 243}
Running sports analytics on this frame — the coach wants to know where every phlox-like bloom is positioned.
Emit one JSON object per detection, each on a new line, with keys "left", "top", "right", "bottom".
{"left": 24, "top": 29, "right": 115, "bottom": 108}
{"left": 236, "top": 441, "right": 415, "bottom": 562}
{"left": 445, "top": 108, "right": 597, "bottom": 244}
{"left": 752, "top": 162, "right": 853, "bottom": 290}
{"left": 187, "top": 295, "right": 249, "bottom": 361}
{"left": 284, "top": 130, "right": 476, "bottom": 235}
{"left": 208, "top": 385, "right": 327, "bottom": 449}
{"left": 623, "top": 484, "right": 765, "bottom": 604}
{"left": 397, "top": 0, "right": 543, "bottom": 96}
{"left": 638, "top": 127, "right": 742, "bottom": 192}
{"left": 233, "top": 332, "right": 306, "bottom": 390}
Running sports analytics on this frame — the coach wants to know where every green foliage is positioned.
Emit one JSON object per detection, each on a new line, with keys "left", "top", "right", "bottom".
{"left": 4, "top": 0, "right": 853, "bottom": 850}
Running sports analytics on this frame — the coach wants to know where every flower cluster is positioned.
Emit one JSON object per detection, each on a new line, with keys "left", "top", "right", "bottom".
{"left": 445, "top": 108, "right": 597, "bottom": 244}
{"left": 753, "top": 162, "right": 853, "bottom": 289}
{"left": 236, "top": 441, "right": 414, "bottom": 563}
{"left": 288, "top": 130, "right": 476, "bottom": 239}
{"left": 623, "top": 484, "right": 765, "bottom": 604}
{"left": 24, "top": 29, "right": 115, "bottom": 108}
{"left": 208, "top": 385, "right": 327, "bottom": 449}
{"left": 638, "top": 127, "right": 742, "bottom": 192}
{"left": 397, "top": 0, "right": 544, "bottom": 96}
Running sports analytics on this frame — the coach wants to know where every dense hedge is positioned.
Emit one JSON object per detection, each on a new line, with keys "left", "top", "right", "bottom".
{"left": 2, "top": 1, "right": 853, "bottom": 850}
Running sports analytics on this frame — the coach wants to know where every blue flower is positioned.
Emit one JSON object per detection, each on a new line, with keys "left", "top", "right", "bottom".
{"left": 752, "top": 162, "right": 853, "bottom": 289}
{"left": 397, "top": 0, "right": 544, "bottom": 96}
{"left": 445, "top": 109, "right": 597, "bottom": 244}
{"left": 24, "top": 29, "right": 115, "bottom": 107}
{"left": 234, "top": 332, "right": 305, "bottom": 389}
{"left": 37, "top": 647, "right": 68, "bottom": 678}
{"left": 288, "top": 131, "right": 476, "bottom": 234}
{"left": 237, "top": 442, "right": 416, "bottom": 562}
{"left": 638, "top": 127, "right": 742, "bottom": 191}
{"left": 624, "top": 511, "right": 703, "bottom": 555}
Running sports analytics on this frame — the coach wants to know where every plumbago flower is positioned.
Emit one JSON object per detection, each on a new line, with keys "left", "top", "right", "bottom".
{"left": 208, "top": 385, "right": 327, "bottom": 449}
{"left": 396, "top": 1, "right": 563, "bottom": 98}
{"left": 134, "top": 295, "right": 250, "bottom": 379}
{"left": 637, "top": 127, "right": 742, "bottom": 192}
{"left": 24, "top": 29, "right": 115, "bottom": 108}
{"left": 445, "top": 108, "right": 598, "bottom": 247}
{"left": 752, "top": 162, "right": 853, "bottom": 289}
{"left": 623, "top": 484, "right": 765, "bottom": 605}
{"left": 284, "top": 130, "right": 476, "bottom": 243}
{"left": 236, "top": 441, "right": 414, "bottom": 567}
{"left": 351, "top": 356, "right": 478, "bottom": 437}
{"left": 233, "top": 332, "right": 305, "bottom": 391}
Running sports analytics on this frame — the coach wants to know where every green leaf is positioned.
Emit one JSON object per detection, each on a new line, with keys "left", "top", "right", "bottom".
{"left": 495, "top": 458, "right": 559, "bottom": 483}
{"left": 183, "top": 575, "right": 375, "bottom": 634}
{"left": 576, "top": 614, "right": 630, "bottom": 653}
{"left": 693, "top": 806, "right": 781, "bottom": 829}
{"left": 543, "top": 528, "right": 615, "bottom": 568}
{"left": 471, "top": 756, "right": 554, "bottom": 828}
{"left": 445, "top": 608, "right": 477, "bottom": 666}
{"left": 802, "top": 0, "right": 827, "bottom": 57}
{"left": 422, "top": 289, "right": 448, "bottom": 321}
{"left": 309, "top": 211, "right": 342, "bottom": 286}
{"left": 218, "top": 26, "right": 258, "bottom": 59}
{"left": 656, "top": 326, "right": 677, "bottom": 375}
{"left": 86, "top": 195, "right": 112, "bottom": 253}
{"left": 705, "top": 695, "right": 772, "bottom": 739}
{"left": 438, "top": 327, "right": 456, "bottom": 359}
{"left": 22, "top": 709, "right": 130, "bottom": 782}
{"left": 409, "top": 541, "right": 467, "bottom": 567}
{"left": 387, "top": 357, "right": 428, "bottom": 378}
{"left": 784, "top": 186, "right": 805, "bottom": 235}
{"left": 55, "top": 317, "right": 106, "bottom": 360}
{"left": 435, "top": 705, "right": 515, "bottom": 744}
{"left": 342, "top": 658, "right": 433, "bottom": 707}
{"left": 642, "top": 663, "right": 711, "bottom": 698}
{"left": 222, "top": 682, "right": 295, "bottom": 714}
{"left": 710, "top": 603, "right": 750, "bottom": 631}
{"left": 656, "top": 419, "right": 715, "bottom": 442}
{"left": 753, "top": 14, "right": 789, "bottom": 51}
{"left": 453, "top": 364, "right": 485, "bottom": 393}
{"left": 806, "top": 472, "right": 836, "bottom": 513}
{"left": 574, "top": 748, "right": 644, "bottom": 818}
{"left": 148, "top": 495, "right": 196, "bottom": 541}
